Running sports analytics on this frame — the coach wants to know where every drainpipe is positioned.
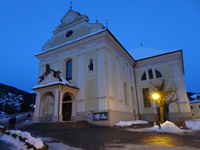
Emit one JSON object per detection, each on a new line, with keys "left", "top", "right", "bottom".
{"left": 133, "top": 62, "right": 141, "bottom": 120}
{"left": 58, "top": 85, "right": 63, "bottom": 122}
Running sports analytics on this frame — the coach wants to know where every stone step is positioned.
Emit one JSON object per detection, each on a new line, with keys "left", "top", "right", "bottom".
{"left": 130, "top": 122, "right": 154, "bottom": 128}
{"left": 20, "top": 121, "right": 92, "bottom": 130}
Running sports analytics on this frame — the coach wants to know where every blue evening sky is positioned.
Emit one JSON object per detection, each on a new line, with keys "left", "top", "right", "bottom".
{"left": 0, "top": 0, "right": 199, "bottom": 93}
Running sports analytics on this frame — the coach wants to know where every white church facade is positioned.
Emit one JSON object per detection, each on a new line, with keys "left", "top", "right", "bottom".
{"left": 32, "top": 9, "right": 191, "bottom": 126}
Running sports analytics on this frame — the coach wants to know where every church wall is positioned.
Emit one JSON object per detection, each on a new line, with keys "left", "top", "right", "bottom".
{"left": 50, "top": 26, "right": 91, "bottom": 47}
{"left": 134, "top": 52, "right": 191, "bottom": 121}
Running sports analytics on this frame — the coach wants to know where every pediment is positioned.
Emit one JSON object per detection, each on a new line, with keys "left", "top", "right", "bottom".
{"left": 58, "top": 10, "right": 88, "bottom": 27}
{"left": 39, "top": 71, "right": 58, "bottom": 85}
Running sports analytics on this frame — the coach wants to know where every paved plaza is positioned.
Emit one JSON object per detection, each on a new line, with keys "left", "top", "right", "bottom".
{"left": 25, "top": 127, "right": 200, "bottom": 150}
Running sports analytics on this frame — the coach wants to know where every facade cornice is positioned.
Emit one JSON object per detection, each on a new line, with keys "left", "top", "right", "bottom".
{"left": 135, "top": 50, "right": 185, "bottom": 75}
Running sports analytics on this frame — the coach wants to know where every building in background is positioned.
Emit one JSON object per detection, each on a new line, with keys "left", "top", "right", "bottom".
{"left": 32, "top": 9, "right": 191, "bottom": 126}
{"left": 188, "top": 93, "right": 200, "bottom": 119}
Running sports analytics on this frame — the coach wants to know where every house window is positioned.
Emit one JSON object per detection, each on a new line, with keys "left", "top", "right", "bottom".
{"left": 198, "top": 105, "right": 200, "bottom": 109}
{"left": 142, "top": 88, "right": 151, "bottom": 107}
{"left": 190, "top": 106, "right": 193, "bottom": 109}
{"left": 66, "top": 60, "right": 72, "bottom": 80}
{"left": 88, "top": 58, "right": 94, "bottom": 72}
{"left": 192, "top": 112, "right": 195, "bottom": 117}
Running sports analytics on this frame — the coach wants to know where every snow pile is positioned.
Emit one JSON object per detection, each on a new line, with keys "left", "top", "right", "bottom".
{"left": 20, "top": 131, "right": 32, "bottom": 139}
{"left": 185, "top": 119, "right": 200, "bottom": 130}
{"left": 127, "top": 121, "right": 185, "bottom": 134}
{"left": 27, "top": 137, "right": 44, "bottom": 149}
{"left": 115, "top": 120, "right": 148, "bottom": 127}
{"left": 147, "top": 121, "right": 184, "bottom": 133}
{"left": 0, "top": 129, "right": 46, "bottom": 149}
{"left": 0, "top": 134, "right": 27, "bottom": 150}
{"left": 9, "top": 130, "right": 22, "bottom": 135}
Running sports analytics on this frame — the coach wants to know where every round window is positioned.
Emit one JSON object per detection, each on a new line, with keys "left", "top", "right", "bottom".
{"left": 66, "top": 30, "right": 73, "bottom": 38}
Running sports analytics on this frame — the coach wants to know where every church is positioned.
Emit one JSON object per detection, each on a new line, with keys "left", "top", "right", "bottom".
{"left": 32, "top": 8, "right": 191, "bottom": 126}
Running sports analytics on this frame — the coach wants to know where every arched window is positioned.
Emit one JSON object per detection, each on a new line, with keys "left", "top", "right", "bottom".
{"left": 66, "top": 60, "right": 72, "bottom": 80}
{"left": 141, "top": 69, "right": 163, "bottom": 81}
{"left": 88, "top": 58, "right": 94, "bottom": 71}
{"left": 155, "top": 69, "right": 162, "bottom": 78}
{"left": 141, "top": 72, "right": 147, "bottom": 80}
{"left": 148, "top": 69, "right": 153, "bottom": 79}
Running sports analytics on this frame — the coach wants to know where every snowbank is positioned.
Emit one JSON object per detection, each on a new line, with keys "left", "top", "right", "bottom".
{"left": 128, "top": 121, "right": 185, "bottom": 134}
{"left": 115, "top": 120, "right": 148, "bottom": 127}
{"left": 185, "top": 119, "right": 200, "bottom": 130}
{"left": 0, "top": 129, "right": 46, "bottom": 149}
{"left": 147, "top": 121, "right": 184, "bottom": 133}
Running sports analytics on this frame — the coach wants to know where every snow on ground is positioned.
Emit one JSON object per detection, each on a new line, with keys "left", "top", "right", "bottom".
{"left": 185, "top": 119, "right": 200, "bottom": 130}
{"left": 0, "top": 133, "right": 28, "bottom": 150}
{"left": 115, "top": 120, "right": 148, "bottom": 127}
{"left": 127, "top": 121, "right": 186, "bottom": 134}
{"left": 0, "top": 130, "right": 81, "bottom": 150}
{"left": 42, "top": 137, "right": 82, "bottom": 150}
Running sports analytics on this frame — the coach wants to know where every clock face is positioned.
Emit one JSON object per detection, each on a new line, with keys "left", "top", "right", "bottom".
{"left": 66, "top": 30, "right": 73, "bottom": 38}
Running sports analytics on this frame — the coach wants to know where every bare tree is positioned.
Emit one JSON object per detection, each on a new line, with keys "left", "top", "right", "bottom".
{"left": 151, "top": 79, "right": 178, "bottom": 123}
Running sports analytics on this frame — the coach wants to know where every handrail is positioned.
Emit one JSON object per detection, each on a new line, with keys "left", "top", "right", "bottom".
{"left": 76, "top": 114, "right": 93, "bottom": 125}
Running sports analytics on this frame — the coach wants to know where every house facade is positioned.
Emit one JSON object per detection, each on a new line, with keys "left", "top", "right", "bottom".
{"left": 32, "top": 9, "right": 191, "bottom": 126}
{"left": 188, "top": 94, "right": 200, "bottom": 119}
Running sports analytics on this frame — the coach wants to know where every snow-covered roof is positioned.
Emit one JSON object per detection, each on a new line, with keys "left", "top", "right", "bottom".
{"left": 37, "top": 29, "right": 106, "bottom": 56}
{"left": 33, "top": 77, "right": 78, "bottom": 90}
{"left": 129, "top": 47, "right": 179, "bottom": 60}
{"left": 188, "top": 94, "right": 200, "bottom": 104}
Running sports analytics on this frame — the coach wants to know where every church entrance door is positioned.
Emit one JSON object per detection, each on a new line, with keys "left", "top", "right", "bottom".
{"left": 62, "top": 95, "right": 72, "bottom": 121}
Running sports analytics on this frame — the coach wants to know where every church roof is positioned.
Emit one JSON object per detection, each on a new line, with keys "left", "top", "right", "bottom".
{"left": 129, "top": 47, "right": 177, "bottom": 60}
{"left": 32, "top": 77, "right": 78, "bottom": 90}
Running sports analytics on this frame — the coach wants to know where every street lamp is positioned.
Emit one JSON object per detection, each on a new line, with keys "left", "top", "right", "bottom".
{"left": 152, "top": 93, "right": 161, "bottom": 129}
{"left": 152, "top": 93, "right": 159, "bottom": 100}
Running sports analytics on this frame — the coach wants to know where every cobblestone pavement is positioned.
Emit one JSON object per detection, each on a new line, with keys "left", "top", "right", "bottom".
{"left": 25, "top": 127, "right": 200, "bottom": 150}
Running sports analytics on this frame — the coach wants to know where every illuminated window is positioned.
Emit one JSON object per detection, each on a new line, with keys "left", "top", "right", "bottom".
{"left": 66, "top": 60, "right": 72, "bottom": 80}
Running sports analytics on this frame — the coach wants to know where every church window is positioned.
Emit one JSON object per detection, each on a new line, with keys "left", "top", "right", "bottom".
{"left": 66, "top": 30, "right": 73, "bottom": 38}
{"left": 141, "top": 72, "right": 147, "bottom": 80}
{"left": 66, "top": 60, "right": 72, "bottom": 80}
{"left": 148, "top": 69, "right": 153, "bottom": 79}
{"left": 141, "top": 69, "right": 163, "bottom": 81}
{"left": 142, "top": 88, "right": 151, "bottom": 107}
{"left": 88, "top": 58, "right": 94, "bottom": 71}
{"left": 124, "top": 83, "right": 128, "bottom": 105}
{"left": 155, "top": 69, "right": 162, "bottom": 78}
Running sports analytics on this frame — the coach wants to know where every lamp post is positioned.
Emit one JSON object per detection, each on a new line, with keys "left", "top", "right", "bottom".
{"left": 152, "top": 93, "right": 161, "bottom": 129}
